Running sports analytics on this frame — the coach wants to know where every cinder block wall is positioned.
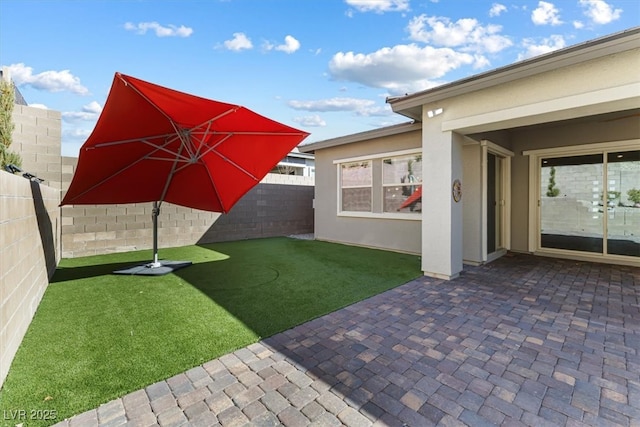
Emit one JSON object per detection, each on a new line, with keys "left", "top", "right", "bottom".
{"left": 0, "top": 172, "right": 60, "bottom": 387}
{"left": 11, "top": 105, "right": 62, "bottom": 189}
{"left": 200, "top": 182, "right": 314, "bottom": 243}
{"left": 61, "top": 156, "right": 314, "bottom": 258}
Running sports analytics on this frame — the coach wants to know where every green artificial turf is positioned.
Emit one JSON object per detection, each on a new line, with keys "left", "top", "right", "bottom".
{"left": 0, "top": 237, "right": 421, "bottom": 426}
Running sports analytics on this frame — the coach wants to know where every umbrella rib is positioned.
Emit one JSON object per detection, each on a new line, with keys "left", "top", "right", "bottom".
{"left": 91, "top": 133, "right": 177, "bottom": 148}
{"left": 141, "top": 138, "right": 191, "bottom": 161}
{"left": 118, "top": 73, "right": 178, "bottom": 127}
{"left": 195, "top": 133, "right": 233, "bottom": 160}
{"left": 201, "top": 159, "right": 227, "bottom": 213}
{"left": 91, "top": 135, "right": 191, "bottom": 162}
{"left": 192, "top": 119, "right": 215, "bottom": 159}
{"left": 212, "top": 150, "right": 259, "bottom": 182}
{"left": 66, "top": 139, "right": 178, "bottom": 203}
{"left": 118, "top": 73, "right": 197, "bottom": 160}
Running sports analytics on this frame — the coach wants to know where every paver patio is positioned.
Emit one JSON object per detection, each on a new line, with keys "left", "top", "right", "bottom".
{"left": 53, "top": 253, "right": 639, "bottom": 426}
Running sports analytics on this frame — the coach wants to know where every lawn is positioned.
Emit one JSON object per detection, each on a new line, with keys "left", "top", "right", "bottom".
{"left": 0, "top": 237, "right": 421, "bottom": 426}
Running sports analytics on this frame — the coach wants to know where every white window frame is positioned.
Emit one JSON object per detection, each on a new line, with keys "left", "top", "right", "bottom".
{"left": 523, "top": 139, "right": 639, "bottom": 265}
{"left": 382, "top": 153, "right": 423, "bottom": 215}
{"left": 337, "top": 160, "right": 373, "bottom": 214}
{"left": 334, "top": 149, "right": 422, "bottom": 220}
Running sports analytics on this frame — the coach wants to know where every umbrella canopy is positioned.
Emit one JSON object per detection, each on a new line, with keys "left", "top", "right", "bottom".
{"left": 61, "top": 72, "right": 309, "bottom": 213}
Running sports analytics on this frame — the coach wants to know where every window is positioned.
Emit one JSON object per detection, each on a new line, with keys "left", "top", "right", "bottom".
{"left": 340, "top": 161, "right": 372, "bottom": 212}
{"left": 383, "top": 155, "right": 422, "bottom": 213}
{"left": 335, "top": 149, "right": 422, "bottom": 218}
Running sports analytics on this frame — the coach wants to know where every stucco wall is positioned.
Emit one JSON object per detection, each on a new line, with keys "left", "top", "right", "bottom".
{"left": 0, "top": 172, "right": 60, "bottom": 387}
{"left": 313, "top": 129, "right": 422, "bottom": 254}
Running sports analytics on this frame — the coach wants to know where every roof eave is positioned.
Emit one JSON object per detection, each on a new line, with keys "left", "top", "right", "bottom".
{"left": 388, "top": 26, "right": 640, "bottom": 115}
{"left": 298, "top": 121, "right": 421, "bottom": 153}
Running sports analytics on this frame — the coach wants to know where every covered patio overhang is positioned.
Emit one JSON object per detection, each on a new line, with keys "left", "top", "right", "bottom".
{"left": 387, "top": 27, "right": 640, "bottom": 279}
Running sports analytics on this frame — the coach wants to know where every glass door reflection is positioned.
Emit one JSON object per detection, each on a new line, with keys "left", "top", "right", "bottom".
{"left": 606, "top": 151, "right": 640, "bottom": 257}
{"left": 540, "top": 154, "right": 604, "bottom": 253}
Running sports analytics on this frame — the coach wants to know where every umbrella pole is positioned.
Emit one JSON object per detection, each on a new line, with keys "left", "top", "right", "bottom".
{"left": 149, "top": 201, "right": 162, "bottom": 268}
{"left": 113, "top": 200, "right": 191, "bottom": 275}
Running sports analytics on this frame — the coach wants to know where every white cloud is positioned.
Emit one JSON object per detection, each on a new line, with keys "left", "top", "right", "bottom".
{"left": 64, "top": 127, "right": 92, "bottom": 139}
{"left": 124, "top": 21, "right": 193, "bottom": 37}
{"left": 345, "top": 0, "right": 410, "bottom": 13}
{"left": 531, "top": 1, "right": 563, "bottom": 26}
{"left": 62, "top": 101, "right": 103, "bottom": 122}
{"left": 28, "top": 103, "right": 48, "bottom": 109}
{"left": 489, "top": 3, "right": 507, "bottom": 17}
{"left": 354, "top": 105, "right": 393, "bottom": 117}
{"left": 288, "top": 97, "right": 376, "bottom": 112}
{"left": 6, "top": 63, "right": 89, "bottom": 95}
{"left": 472, "top": 54, "right": 491, "bottom": 69}
{"left": 573, "top": 20, "right": 585, "bottom": 29}
{"left": 289, "top": 97, "right": 393, "bottom": 119}
{"left": 407, "top": 15, "right": 512, "bottom": 54}
{"left": 293, "top": 115, "right": 326, "bottom": 127}
{"left": 223, "top": 32, "right": 253, "bottom": 51}
{"left": 579, "top": 0, "right": 622, "bottom": 24}
{"left": 518, "top": 35, "right": 566, "bottom": 60}
{"left": 62, "top": 128, "right": 93, "bottom": 157}
{"left": 328, "top": 44, "right": 476, "bottom": 95}
{"left": 272, "top": 35, "right": 301, "bottom": 54}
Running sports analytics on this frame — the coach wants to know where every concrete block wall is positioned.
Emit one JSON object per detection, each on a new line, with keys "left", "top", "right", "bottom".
{"left": 11, "top": 105, "right": 62, "bottom": 189}
{"left": 0, "top": 172, "right": 60, "bottom": 387}
{"left": 61, "top": 156, "right": 315, "bottom": 258}
{"left": 199, "top": 182, "right": 314, "bottom": 243}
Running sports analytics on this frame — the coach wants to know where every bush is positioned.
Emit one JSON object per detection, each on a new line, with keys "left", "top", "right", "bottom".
{"left": 628, "top": 188, "right": 640, "bottom": 205}
{"left": 0, "top": 77, "right": 22, "bottom": 169}
{"left": 546, "top": 166, "right": 560, "bottom": 197}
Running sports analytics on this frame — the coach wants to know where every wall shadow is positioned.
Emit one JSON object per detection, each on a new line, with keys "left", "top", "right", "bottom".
{"left": 197, "top": 183, "right": 314, "bottom": 245}
{"left": 30, "top": 180, "right": 57, "bottom": 278}
{"left": 51, "top": 259, "right": 152, "bottom": 283}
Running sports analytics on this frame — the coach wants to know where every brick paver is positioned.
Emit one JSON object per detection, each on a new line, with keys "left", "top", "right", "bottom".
{"left": 52, "top": 254, "right": 639, "bottom": 426}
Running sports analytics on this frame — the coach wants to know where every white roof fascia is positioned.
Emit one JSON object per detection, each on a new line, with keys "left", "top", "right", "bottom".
{"left": 298, "top": 121, "right": 421, "bottom": 153}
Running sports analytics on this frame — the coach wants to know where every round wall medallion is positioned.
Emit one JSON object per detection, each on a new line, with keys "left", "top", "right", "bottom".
{"left": 452, "top": 179, "right": 462, "bottom": 202}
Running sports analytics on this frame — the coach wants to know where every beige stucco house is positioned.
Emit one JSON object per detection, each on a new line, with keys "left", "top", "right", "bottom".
{"left": 300, "top": 27, "right": 640, "bottom": 280}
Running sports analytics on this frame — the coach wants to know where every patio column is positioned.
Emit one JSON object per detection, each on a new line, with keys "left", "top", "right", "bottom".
{"left": 421, "top": 121, "right": 464, "bottom": 280}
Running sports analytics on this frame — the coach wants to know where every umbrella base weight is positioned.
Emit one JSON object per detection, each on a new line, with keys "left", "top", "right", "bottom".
{"left": 113, "top": 260, "right": 193, "bottom": 276}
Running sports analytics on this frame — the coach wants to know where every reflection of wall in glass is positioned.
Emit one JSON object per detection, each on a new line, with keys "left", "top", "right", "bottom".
{"left": 539, "top": 151, "right": 639, "bottom": 257}
{"left": 540, "top": 155, "right": 604, "bottom": 254}
{"left": 606, "top": 151, "right": 640, "bottom": 257}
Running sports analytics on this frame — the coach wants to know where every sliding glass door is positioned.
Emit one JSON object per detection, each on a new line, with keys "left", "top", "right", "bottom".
{"left": 539, "top": 149, "right": 639, "bottom": 258}
{"left": 607, "top": 151, "right": 640, "bottom": 257}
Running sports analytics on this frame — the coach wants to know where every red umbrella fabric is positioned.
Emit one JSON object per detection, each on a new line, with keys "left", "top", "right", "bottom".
{"left": 61, "top": 72, "right": 309, "bottom": 213}
{"left": 398, "top": 186, "right": 422, "bottom": 211}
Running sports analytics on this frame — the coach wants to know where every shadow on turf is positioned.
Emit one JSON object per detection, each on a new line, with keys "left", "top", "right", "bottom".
{"left": 51, "top": 259, "right": 151, "bottom": 282}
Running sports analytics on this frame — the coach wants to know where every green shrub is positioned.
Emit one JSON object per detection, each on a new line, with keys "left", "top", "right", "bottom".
{"left": 546, "top": 166, "right": 560, "bottom": 197}
{"left": 0, "top": 77, "right": 22, "bottom": 169}
{"left": 628, "top": 188, "right": 640, "bottom": 205}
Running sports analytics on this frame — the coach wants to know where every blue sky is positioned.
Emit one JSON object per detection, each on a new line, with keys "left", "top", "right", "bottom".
{"left": 1, "top": 0, "right": 638, "bottom": 157}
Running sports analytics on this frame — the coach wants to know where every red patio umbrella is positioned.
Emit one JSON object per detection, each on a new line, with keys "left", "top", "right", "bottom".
{"left": 61, "top": 72, "right": 309, "bottom": 274}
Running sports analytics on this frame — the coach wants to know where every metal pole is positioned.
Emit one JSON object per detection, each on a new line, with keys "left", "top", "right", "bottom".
{"left": 151, "top": 201, "right": 161, "bottom": 267}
